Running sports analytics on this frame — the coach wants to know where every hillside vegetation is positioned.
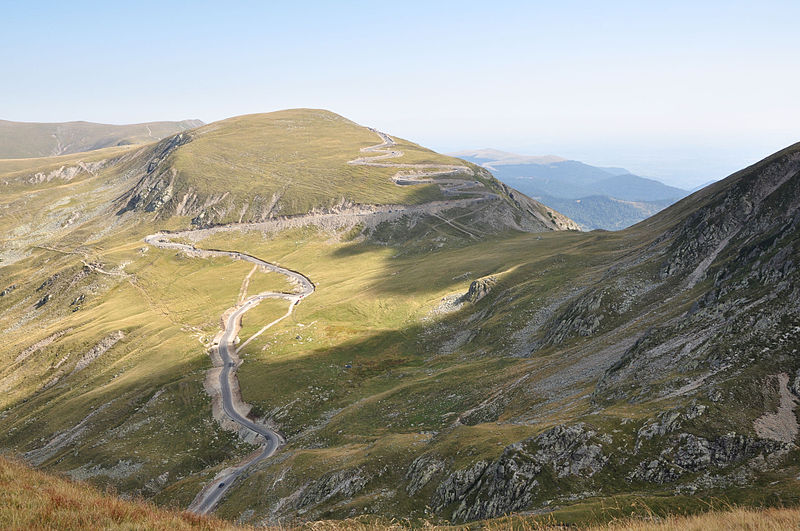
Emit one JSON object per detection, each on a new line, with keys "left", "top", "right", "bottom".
{"left": 0, "top": 118, "right": 203, "bottom": 159}
{"left": 1, "top": 109, "right": 800, "bottom": 526}
{"left": 2, "top": 455, "right": 800, "bottom": 530}
{"left": 0, "top": 456, "right": 236, "bottom": 530}
{"left": 117, "top": 109, "right": 549, "bottom": 224}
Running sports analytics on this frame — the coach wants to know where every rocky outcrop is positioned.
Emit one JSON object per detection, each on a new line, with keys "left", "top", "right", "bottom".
{"left": 35, "top": 294, "right": 50, "bottom": 308}
{"left": 405, "top": 454, "right": 446, "bottom": 496}
{"left": 28, "top": 160, "right": 106, "bottom": 184}
{"left": 0, "top": 284, "right": 17, "bottom": 297}
{"left": 533, "top": 290, "right": 606, "bottom": 350}
{"left": 431, "top": 459, "right": 489, "bottom": 512}
{"left": 69, "top": 331, "right": 125, "bottom": 375}
{"left": 461, "top": 277, "right": 497, "bottom": 303}
{"left": 659, "top": 149, "right": 800, "bottom": 283}
{"left": 425, "top": 423, "right": 607, "bottom": 521}
{"left": 24, "top": 402, "right": 114, "bottom": 465}
{"left": 116, "top": 132, "right": 193, "bottom": 216}
{"left": 534, "top": 424, "right": 608, "bottom": 478}
{"left": 630, "top": 433, "right": 785, "bottom": 484}
{"left": 14, "top": 328, "right": 73, "bottom": 364}
{"left": 753, "top": 373, "right": 799, "bottom": 443}
{"left": 295, "top": 467, "right": 368, "bottom": 510}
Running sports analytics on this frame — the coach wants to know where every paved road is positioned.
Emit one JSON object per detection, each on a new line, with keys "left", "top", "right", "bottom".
{"left": 144, "top": 234, "right": 313, "bottom": 514}
{"left": 347, "top": 129, "right": 500, "bottom": 239}
{"left": 141, "top": 128, "right": 489, "bottom": 514}
{"left": 348, "top": 129, "right": 481, "bottom": 191}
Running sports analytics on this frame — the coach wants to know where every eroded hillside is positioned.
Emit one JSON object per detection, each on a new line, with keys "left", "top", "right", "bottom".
{"left": 0, "top": 109, "right": 581, "bottom": 524}
{"left": 2, "top": 112, "right": 799, "bottom": 525}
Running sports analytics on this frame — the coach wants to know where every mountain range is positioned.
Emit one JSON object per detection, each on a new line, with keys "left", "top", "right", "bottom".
{"left": 453, "top": 148, "right": 690, "bottom": 230}
{"left": 1, "top": 110, "right": 799, "bottom": 527}
{"left": 0, "top": 118, "right": 204, "bottom": 159}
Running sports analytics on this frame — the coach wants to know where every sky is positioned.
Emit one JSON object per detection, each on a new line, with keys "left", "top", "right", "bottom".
{"left": 2, "top": 1, "right": 799, "bottom": 188}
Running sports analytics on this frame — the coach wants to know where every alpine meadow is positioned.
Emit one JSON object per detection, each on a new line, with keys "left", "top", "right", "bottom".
{"left": 3, "top": 2, "right": 800, "bottom": 530}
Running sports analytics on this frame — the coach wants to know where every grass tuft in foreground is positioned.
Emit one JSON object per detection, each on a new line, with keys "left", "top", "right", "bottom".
{"left": 3, "top": 451, "right": 798, "bottom": 531}
{"left": 300, "top": 507, "right": 800, "bottom": 530}
{"left": 0, "top": 456, "right": 240, "bottom": 530}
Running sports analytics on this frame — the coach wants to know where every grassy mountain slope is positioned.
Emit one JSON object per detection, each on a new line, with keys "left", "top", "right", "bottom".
{"left": 0, "top": 456, "right": 236, "bottom": 530}
{"left": 210, "top": 141, "right": 800, "bottom": 524}
{"left": 0, "top": 118, "right": 204, "bottom": 159}
{"left": 2, "top": 110, "right": 799, "bottom": 526}
{"left": 0, "top": 108, "right": 574, "bottom": 523}
{"left": 118, "top": 110, "right": 449, "bottom": 220}
{"left": 4, "top": 456, "right": 800, "bottom": 531}
{"left": 116, "top": 109, "right": 573, "bottom": 228}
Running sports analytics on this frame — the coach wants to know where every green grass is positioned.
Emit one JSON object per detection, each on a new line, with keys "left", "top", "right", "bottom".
{"left": 167, "top": 109, "right": 466, "bottom": 216}
{"left": 2, "top": 111, "right": 799, "bottom": 527}
{"left": 0, "top": 212, "right": 672, "bottom": 524}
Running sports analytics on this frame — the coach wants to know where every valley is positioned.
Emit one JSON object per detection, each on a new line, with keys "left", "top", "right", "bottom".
{"left": 152, "top": 127, "right": 518, "bottom": 514}
{"left": 1, "top": 110, "right": 799, "bottom": 527}
{"left": 454, "top": 149, "right": 689, "bottom": 230}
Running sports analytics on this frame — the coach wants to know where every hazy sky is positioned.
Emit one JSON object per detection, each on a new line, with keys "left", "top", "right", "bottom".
{"left": 3, "top": 1, "right": 798, "bottom": 188}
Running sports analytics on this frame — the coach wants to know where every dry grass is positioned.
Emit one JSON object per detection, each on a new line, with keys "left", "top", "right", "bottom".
{"left": 298, "top": 507, "right": 800, "bottom": 530}
{"left": 0, "top": 456, "right": 240, "bottom": 530}
{"left": 1, "top": 452, "right": 798, "bottom": 531}
{"left": 592, "top": 507, "right": 800, "bottom": 530}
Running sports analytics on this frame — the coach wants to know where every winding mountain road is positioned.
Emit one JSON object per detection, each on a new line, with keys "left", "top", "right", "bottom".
{"left": 144, "top": 234, "right": 313, "bottom": 514}
{"left": 349, "top": 128, "right": 490, "bottom": 197}
{"left": 141, "top": 127, "right": 497, "bottom": 514}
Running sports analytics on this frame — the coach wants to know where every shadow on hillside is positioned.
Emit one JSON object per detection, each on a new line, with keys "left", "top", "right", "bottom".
{"left": 323, "top": 225, "right": 603, "bottom": 300}
{"left": 236, "top": 309, "right": 534, "bottom": 441}
{"left": 0, "top": 349, "right": 245, "bottom": 481}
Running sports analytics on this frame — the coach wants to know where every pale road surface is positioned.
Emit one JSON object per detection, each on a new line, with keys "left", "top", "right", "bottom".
{"left": 144, "top": 234, "right": 313, "bottom": 514}
{"left": 142, "top": 129, "right": 490, "bottom": 514}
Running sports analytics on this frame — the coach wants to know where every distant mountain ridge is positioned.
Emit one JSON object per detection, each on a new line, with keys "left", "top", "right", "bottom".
{"left": 0, "top": 118, "right": 205, "bottom": 159}
{"left": 452, "top": 149, "right": 689, "bottom": 230}
{"left": 535, "top": 194, "right": 674, "bottom": 231}
{"left": 4, "top": 108, "right": 800, "bottom": 524}
{"left": 450, "top": 149, "right": 567, "bottom": 167}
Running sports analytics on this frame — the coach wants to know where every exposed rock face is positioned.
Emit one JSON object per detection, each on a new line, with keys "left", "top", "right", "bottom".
{"left": 29, "top": 160, "right": 106, "bottom": 184}
{"left": 753, "top": 373, "right": 799, "bottom": 443}
{"left": 536, "top": 290, "right": 605, "bottom": 348}
{"left": 432, "top": 460, "right": 489, "bottom": 513}
{"left": 0, "top": 284, "right": 17, "bottom": 297}
{"left": 534, "top": 424, "right": 608, "bottom": 478}
{"left": 69, "top": 331, "right": 125, "bottom": 375}
{"left": 630, "top": 433, "right": 784, "bottom": 484}
{"left": 659, "top": 150, "right": 800, "bottom": 283}
{"left": 462, "top": 276, "right": 497, "bottom": 303}
{"left": 35, "top": 294, "right": 50, "bottom": 308}
{"left": 425, "top": 424, "right": 607, "bottom": 522}
{"left": 14, "top": 329, "right": 73, "bottom": 364}
{"left": 498, "top": 181, "right": 580, "bottom": 232}
{"left": 116, "top": 133, "right": 193, "bottom": 217}
{"left": 588, "top": 146, "right": 800, "bottom": 405}
{"left": 295, "top": 467, "right": 368, "bottom": 510}
{"left": 405, "top": 454, "right": 446, "bottom": 496}
{"left": 24, "top": 402, "right": 114, "bottom": 466}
